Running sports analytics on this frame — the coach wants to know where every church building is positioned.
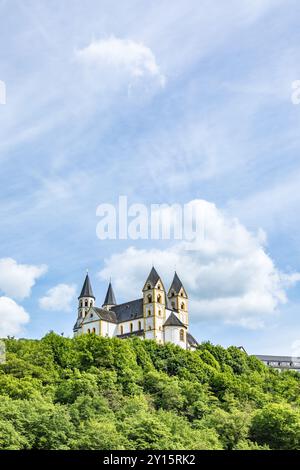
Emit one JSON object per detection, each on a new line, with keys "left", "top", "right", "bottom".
{"left": 73, "top": 267, "right": 198, "bottom": 350}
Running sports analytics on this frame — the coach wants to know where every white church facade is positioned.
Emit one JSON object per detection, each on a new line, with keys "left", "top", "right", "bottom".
{"left": 73, "top": 267, "right": 198, "bottom": 350}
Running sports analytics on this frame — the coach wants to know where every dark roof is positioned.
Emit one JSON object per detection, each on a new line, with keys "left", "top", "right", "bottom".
{"left": 168, "top": 271, "right": 186, "bottom": 296}
{"left": 103, "top": 282, "right": 116, "bottom": 306}
{"left": 255, "top": 355, "right": 300, "bottom": 362}
{"left": 187, "top": 332, "right": 198, "bottom": 346}
{"left": 164, "top": 312, "right": 186, "bottom": 328}
{"left": 145, "top": 267, "right": 160, "bottom": 287}
{"left": 112, "top": 298, "right": 144, "bottom": 322}
{"left": 79, "top": 274, "right": 95, "bottom": 299}
{"left": 117, "top": 330, "right": 144, "bottom": 339}
{"left": 92, "top": 307, "right": 118, "bottom": 323}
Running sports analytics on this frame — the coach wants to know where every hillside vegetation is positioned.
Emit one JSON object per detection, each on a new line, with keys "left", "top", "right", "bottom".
{"left": 0, "top": 333, "right": 300, "bottom": 450}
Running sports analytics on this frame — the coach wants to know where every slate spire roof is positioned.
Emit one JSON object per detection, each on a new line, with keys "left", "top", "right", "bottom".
{"left": 103, "top": 281, "right": 117, "bottom": 306}
{"left": 79, "top": 273, "right": 95, "bottom": 299}
{"left": 169, "top": 271, "right": 184, "bottom": 294}
{"left": 164, "top": 312, "right": 186, "bottom": 328}
{"left": 145, "top": 266, "right": 160, "bottom": 287}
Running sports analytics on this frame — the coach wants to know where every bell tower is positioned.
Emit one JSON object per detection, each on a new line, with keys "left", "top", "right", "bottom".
{"left": 167, "top": 272, "right": 188, "bottom": 327}
{"left": 77, "top": 272, "right": 95, "bottom": 320}
{"left": 143, "top": 267, "right": 166, "bottom": 343}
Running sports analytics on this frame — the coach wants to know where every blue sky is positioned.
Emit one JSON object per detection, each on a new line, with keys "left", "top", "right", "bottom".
{"left": 1, "top": 0, "right": 300, "bottom": 354}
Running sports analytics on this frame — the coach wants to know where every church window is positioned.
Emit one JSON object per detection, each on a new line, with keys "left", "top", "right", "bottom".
{"left": 90, "top": 300, "right": 93, "bottom": 307}
{"left": 181, "top": 302, "right": 185, "bottom": 310}
{"left": 80, "top": 300, "right": 83, "bottom": 307}
{"left": 148, "top": 310, "right": 151, "bottom": 316}
{"left": 157, "top": 284, "right": 161, "bottom": 289}
{"left": 171, "top": 301, "right": 175, "bottom": 309}
{"left": 120, "top": 325, "right": 124, "bottom": 335}
{"left": 92, "top": 328, "right": 96, "bottom": 334}
{"left": 85, "top": 300, "right": 88, "bottom": 307}
{"left": 130, "top": 323, "right": 133, "bottom": 332}
{"left": 147, "top": 284, "right": 151, "bottom": 290}
{"left": 171, "top": 291, "right": 175, "bottom": 297}
{"left": 180, "top": 329, "right": 185, "bottom": 341}
{"left": 87, "top": 328, "right": 90, "bottom": 334}
{"left": 148, "top": 325, "right": 151, "bottom": 330}
{"left": 158, "top": 310, "right": 161, "bottom": 316}
{"left": 138, "top": 321, "right": 142, "bottom": 330}
{"left": 157, "top": 294, "right": 161, "bottom": 303}
{"left": 147, "top": 294, "right": 152, "bottom": 303}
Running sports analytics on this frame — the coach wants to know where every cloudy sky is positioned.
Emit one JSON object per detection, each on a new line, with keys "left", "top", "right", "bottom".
{"left": 1, "top": 0, "right": 300, "bottom": 355}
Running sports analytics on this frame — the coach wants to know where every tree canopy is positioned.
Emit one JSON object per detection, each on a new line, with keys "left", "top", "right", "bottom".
{"left": 0, "top": 333, "right": 299, "bottom": 450}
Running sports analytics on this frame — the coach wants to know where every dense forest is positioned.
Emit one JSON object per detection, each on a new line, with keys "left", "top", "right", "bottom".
{"left": 0, "top": 333, "right": 300, "bottom": 450}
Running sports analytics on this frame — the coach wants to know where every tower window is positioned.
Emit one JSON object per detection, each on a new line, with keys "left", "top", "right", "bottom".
{"left": 181, "top": 302, "right": 185, "bottom": 310}
{"left": 87, "top": 328, "right": 90, "bottom": 334}
{"left": 130, "top": 323, "right": 133, "bottom": 332}
{"left": 171, "top": 291, "right": 175, "bottom": 297}
{"left": 158, "top": 310, "right": 161, "bottom": 316}
{"left": 80, "top": 300, "right": 83, "bottom": 307}
{"left": 157, "top": 294, "right": 161, "bottom": 303}
{"left": 157, "top": 284, "right": 161, "bottom": 289}
{"left": 147, "top": 284, "right": 151, "bottom": 290}
{"left": 147, "top": 294, "right": 152, "bottom": 303}
{"left": 180, "top": 329, "right": 185, "bottom": 341}
{"left": 148, "top": 310, "right": 151, "bottom": 316}
{"left": 138, "top": 321, "right": 142, "bottom": 330}
{"left": 85, "top": 300, "right": 88, "bottom": 307}
{"left": 92, "top": 327, "right": 96, "bottom": 334}
{"left": 120, "top": 325, "right": 124, "bottom": 335}
{"left": 171, "top": 301, "right": 175, "bottom": 309}
{"left": 148, "top": 325, "right": 151, "bottom": 330}
{"left": 90, "top": 300, "right": 93, "bottom": 307}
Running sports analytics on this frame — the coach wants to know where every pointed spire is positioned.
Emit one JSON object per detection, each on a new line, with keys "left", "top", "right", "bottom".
{"left": 168, "top": 272, "right": 185, "bottom": 296}
{"left": 79, "top": 273, "right": 95, "bottom": 299}
{"left": 145, "top": 266, "right": 160, "bottom": 287}
{"left": 103, "top": 281, "right": 116, "bottom": 306}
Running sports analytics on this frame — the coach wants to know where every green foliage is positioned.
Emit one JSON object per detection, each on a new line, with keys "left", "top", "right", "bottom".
{"left": 0, "top": 334, "right": 299, "bottom": 449}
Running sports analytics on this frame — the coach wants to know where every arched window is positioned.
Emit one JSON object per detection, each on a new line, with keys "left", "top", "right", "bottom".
{"left": 180, "top": 329, "right": 185, "bottom": 341}
{"left": 157, "top": 284, "right": 161, "bottom": 290}
{"left": 148, "top": 310, "right": 151, "bottom": 316}
{"left": 148, "top": 325, "right": 151, "bottom": 330}
{"left": 181, "top": 302, "right": 185, "bottom": 310}
{"left": 147, "top": 294, "right": 152, "bottom": 303}
{"left": 147, "top": 284, "right": 151, "bottom": 290}
{"left": 90, "top": 300, "right": 93, "bottom": 307}
{"left": 85, "top": 300, "right": 88, "bottom": 307}
{"left": 92, "top": 327, "right": 96, "bottom": 334}
{"left": 120, "top": 325, "right": 124, "bottom": 335}
{"left": 157, "top": 294, "right": 161, "bottom": 303}
{"left": 80, "top": 300, "right": 83, "bottom": 307}
{"left": 87, "top": 328, "right": 90, "bottom": 334}
{"left": 130, "top": 323, "right": 133, "bottom": 333}
{"left": 158, "top": 310, "right": 161, "bottom": 316}
{"left": 138, "top": 321, "right": 142, "bottom": 330}
{"left": 171, "top": 291, "right": 175, "bottom": 297}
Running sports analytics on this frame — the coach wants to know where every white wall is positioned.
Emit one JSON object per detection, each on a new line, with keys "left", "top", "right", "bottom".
{"left": 164, "top": 326, "right": 186, "bottom": 349}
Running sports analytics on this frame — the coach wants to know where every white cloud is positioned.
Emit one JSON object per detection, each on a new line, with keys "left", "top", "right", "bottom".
{"left": 0, "top": 296, "right": 29, "bottom": 337}
{"left": 75, "top": 36, "right": 166, "bottom": 88}
{"left": 39, "top": 283, "right": 76, "bottom": 312}
{"left": 98, "top": 199, "right": 300, "bottom": 329}
{"left": 0, "top": 258, "right": 47, "bottom": 300}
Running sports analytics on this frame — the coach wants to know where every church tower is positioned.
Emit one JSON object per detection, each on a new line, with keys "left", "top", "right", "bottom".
{"left": 167, "top": 272, "right": 188, "bottom": 327}
{"left": 77, "top": 273, "right": 95, "bottom": 320}
{"left": 102, "top": 281, "right": 117, "bottom": 311}
{"left": 142, "top": 267, "right": 166, "bottom": 343}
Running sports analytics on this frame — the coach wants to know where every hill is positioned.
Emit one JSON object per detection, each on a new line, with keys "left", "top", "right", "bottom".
{"left": 0, "top": 333, "right": 300, "bottom": 450}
